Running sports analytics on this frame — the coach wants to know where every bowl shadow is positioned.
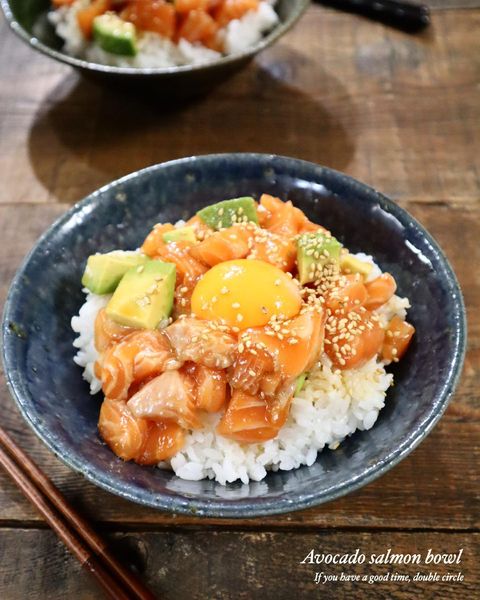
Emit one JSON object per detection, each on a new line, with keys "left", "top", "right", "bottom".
{"left": 27, "top": 45, "right": 356, "bottom": 203}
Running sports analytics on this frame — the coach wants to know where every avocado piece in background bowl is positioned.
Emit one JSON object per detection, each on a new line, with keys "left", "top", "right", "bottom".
{"left": 93, "top": 13, "right": 138, "bottom": 57}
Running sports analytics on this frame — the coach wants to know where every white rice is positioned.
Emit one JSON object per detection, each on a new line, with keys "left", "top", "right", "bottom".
{"left": 71, "top": 254, "right": 410, "bottom": 485}
{"left": 49, "top": 0, "right": 279, "bottom": 68}
{"left": 71, "top": 290, "right": 109, "bottom": 394}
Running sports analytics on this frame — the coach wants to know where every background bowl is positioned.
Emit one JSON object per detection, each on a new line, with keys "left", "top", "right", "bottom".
{"left": 2, "top": 154, "right": 466, "bottom": 517}
{"left": 0, "top": 0, "right": 309, "bottom": 96}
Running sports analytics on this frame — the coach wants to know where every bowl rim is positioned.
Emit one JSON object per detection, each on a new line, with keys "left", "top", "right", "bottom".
{"left": 0, "top": 0, "right": 310, "bottom": 76}
{"left": 1, "top": 153, "right": 467, "bottom": 517}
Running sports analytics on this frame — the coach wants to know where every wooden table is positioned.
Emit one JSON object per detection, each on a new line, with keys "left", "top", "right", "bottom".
{"left": 0, "top": 2, "right": 479, "bottom": 598}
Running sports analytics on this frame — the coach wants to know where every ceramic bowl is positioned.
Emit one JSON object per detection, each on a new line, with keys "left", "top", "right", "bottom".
{"left": 0, "top": 0, "right": 309, "bottom": 96}
{"left": 2, "top": 154, "right": 466, "bottom": 517}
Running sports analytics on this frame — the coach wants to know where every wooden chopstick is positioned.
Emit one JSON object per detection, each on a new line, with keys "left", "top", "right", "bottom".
{"left": 0, "top": 427, "right": 156, "bottom": 600}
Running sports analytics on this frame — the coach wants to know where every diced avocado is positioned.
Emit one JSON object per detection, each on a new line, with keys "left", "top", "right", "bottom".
{"left": 197, "top": 197, "right": 258, "bottom": 230}
{"left": 295, "top": 373, "right": 307, "bottom": 395}
{"left": 162, "top": 226, "right": 197, "bottom": 244}
{"left": 93, "top": 13, "right": 137, "bottom": 57}
{"left": 106, "top": 260, "right": 176, "bottom": 329}
{"left": 296, "top": 232, "right": 342, "bottom": 284}
{"left": 82, "top": 251, "right": 149, "bottom": 295}
{"left": 340, "top": 254, "right": 373, "bottom": 279}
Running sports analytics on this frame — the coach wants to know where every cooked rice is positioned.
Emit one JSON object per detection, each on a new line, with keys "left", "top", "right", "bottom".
{"left": 49, "top": 0, "right": 279, "bottom": 68}
{"left": 71, "top": 253, "right": 409, "bottom": 485}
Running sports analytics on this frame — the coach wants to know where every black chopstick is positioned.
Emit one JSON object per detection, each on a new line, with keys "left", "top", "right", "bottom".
{"left": 315, "top": 0, "right": 431, "bottom": 32}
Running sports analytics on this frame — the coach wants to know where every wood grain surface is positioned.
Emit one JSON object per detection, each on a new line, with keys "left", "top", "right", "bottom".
{"left": 0, "top": 2, "right": 479, "bottom": 598}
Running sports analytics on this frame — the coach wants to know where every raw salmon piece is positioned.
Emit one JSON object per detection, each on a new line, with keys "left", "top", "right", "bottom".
{"left": 260, "top": 194, "right": 299, "bottom": 237}
{"left": 121, "top": 0, "right": 176, "bottom": 38}
{"left": 248, "top": 230, "right": 297, "bottom": 272}
{"left": 192, "top": 365, "right": 228, "bottom": 412}
{"left": 259, "top": 194, "right": 284, "bottom": 215}
{"left": 265, "top": 378, "right": 296, "bottom": 426}
{"left": 325, "top": 307, "right": 385, "bottom": 370}
{"left": 185, "top": 215, "right": 212, "bottom": 240}
{"left": 216, "top": 389, "right": 281, "bottom": 443}
{"left": 98, "top": 398, "right": 149, "bottom": 461}
{"left": 175, "top": 0, "right": 212, "bottom": 12}
{"left": 177, "top": 9, "right": 219, "bottom": 44}
{"left": 213, "top": 0, "right": 260, "bottom": 27}
{"left": 189, "top": 225, "right": 252, "bottom": 267}
{"left": 256, "top": 203, "right": 271, "bottom": 227}
{"left": 136, "top": 420, "right": 186, "bottom": 465}
{"left": 152, "top": 241, "right": 208, "bottom": 281}
{"left": 277, "top": 308, "right": 326, "bottom": 375}
{"left": 100, "top": 331, "right": 178, "bottom": 401}
{"left": 101, "top": 342, "right": 136, "bottom": 401}
{"left": 141, "top": 223, "right": 175, "bottom": 257}
{"left": 128, "top": 370, "right": 202, "bottom": 429}
{"left": 241, "top": 308, "right": 326, "bottom": 380}
{"left": 381, "top": 315, "right": 415, "bottom": 362}
{"left": 77, "top": 0, "right": 111, "bottom": 38}
{"left": 132, "top": 331, "right": 181, "bottom": 380}
{"left": 229, "top": 345, "right": 275, "bottom": 395}
{"left": 326, "top": 274, "right": 368, "bottom": 313}
{"left": 165, "top": 317, "right": 237, "bottom": 369}
{"left": 94, "top": 308, "right": 135, "bottom": 353}
{"left": 364, "top": 273, "right": 397, "bottom": 310}
{"left": 259, "top": 371, "right": 283, "bottom": 396}
{"left": 94, "top": 361, "right": 102, "bottom": 380}
{"left": 295, "top": 208, "right": 323, "bottom": 234}
{"left": 173, "top": 276, "right": 194, "bottom": 317}
{"left": 259, "top": 194, "right": 325, "bottom": 237}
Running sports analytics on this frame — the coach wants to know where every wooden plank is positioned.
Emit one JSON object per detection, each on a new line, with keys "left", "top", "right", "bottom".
{"left": 0, "top": 203, "right": 478, "bottom": 529}
{"left": 0, "top": 529, "right": 478, "bottom": 599}
{"left": 0, "top": 8, "right": 479, "bottom": 206}
{"left": 0, "top": 416, "right": 478, "bottom": 530}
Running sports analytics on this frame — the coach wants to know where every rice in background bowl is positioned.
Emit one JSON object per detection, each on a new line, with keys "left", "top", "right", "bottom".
{"left": 49, "top": 0, "right": 280, "bottom": 69}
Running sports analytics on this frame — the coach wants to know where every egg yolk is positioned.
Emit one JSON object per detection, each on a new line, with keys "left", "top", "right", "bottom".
{"left": 191, "top": 259, "right": 302, "bottom": 329}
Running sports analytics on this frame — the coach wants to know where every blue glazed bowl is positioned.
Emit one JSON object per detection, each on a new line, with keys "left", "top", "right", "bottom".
{"left": 2, "top": 154, "right": 466, "bottom": 517}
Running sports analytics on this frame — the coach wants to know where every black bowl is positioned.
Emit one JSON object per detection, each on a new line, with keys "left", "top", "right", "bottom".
{"left": 0, "top": 0, "right": 309, "bottom": 95}
{"left": 2, "top": 154, "right": 466, "bottom": 517}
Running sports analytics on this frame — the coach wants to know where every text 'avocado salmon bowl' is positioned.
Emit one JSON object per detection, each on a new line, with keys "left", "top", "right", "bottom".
{"left": 1, "top": 154, "right": 466, "bottom": 517}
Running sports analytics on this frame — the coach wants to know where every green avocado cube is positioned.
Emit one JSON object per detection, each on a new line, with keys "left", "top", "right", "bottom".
{"left": 93, "top": 13, "right": 137, "bottom": 57}
{"left": 105, "top": 260, "right": 176, "bottom": 329}
{"left": 162, "top": 226, "right": 197, "bottom": 244}
{"left": 81, "top": 251, "right": 149, "bottom": 295}
{"left": 295, "top": 373, "right": 307, "bottom": 395}
{"left": 197, "top": 197, "right": 258, "bottom": 230}
{"left": 340, "top": 254, "right": 373, "bottom": 278}
{"left": 297, "top": 232, "right": 342, "bottom": 284}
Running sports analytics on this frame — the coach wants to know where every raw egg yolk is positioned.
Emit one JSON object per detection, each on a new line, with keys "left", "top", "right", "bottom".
{"left": 191, "top": 259, "right": 302, "bottom": 329}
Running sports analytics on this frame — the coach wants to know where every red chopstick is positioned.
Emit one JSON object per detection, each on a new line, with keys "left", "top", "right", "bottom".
{"left": 0, "top": 427, "right": 156, "bottom": 600}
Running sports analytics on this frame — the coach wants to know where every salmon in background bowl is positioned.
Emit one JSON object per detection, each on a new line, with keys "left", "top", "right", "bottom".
{"left": 1, "top": 153, "right": 466, "bottom": 517}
